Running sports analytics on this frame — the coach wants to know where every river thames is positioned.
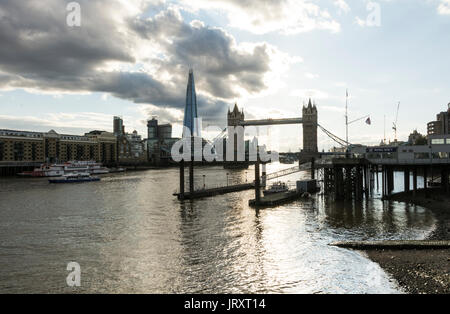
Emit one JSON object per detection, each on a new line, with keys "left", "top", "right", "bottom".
{"left": 0, "top": 163, "right": 435, "bottom": 293}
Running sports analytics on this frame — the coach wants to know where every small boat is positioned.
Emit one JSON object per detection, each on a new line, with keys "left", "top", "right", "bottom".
{"left": 19, "top": 161, "right": 110, "bottom": 177}
{"left": 280, "top": 157, "right": 295, "bottom": 164}
{"left": 263, "top": 181, "right": 289, "bottom": 196}
{"left": 109, "top": 167, "right": 126, "bottom": 173}
{"left": 49, "top": 172, "right": 101, "bottom": 184}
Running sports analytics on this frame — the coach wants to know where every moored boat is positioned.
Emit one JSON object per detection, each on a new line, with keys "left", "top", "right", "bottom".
{"left": 263, "top": 181, "right": 289, "bottom": 196}
{"left": 19, "top": 161, "right": 110, "bottom": 177}
{"left": 49, "top": 172, "right": 101, "bottom": 184}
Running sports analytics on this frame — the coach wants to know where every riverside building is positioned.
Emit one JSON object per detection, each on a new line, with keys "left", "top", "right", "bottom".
{"left": 0, "top": 129, "right": 117, "bottom": 175}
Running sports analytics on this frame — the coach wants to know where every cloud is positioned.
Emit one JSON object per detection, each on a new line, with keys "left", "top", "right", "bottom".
{"left": 130, "top": 7, "right": 282, "bottom": 100}
{"left": 334, "top": 82, "right": 347, "bottom": 87}
{"left": 290, "top": 89, "right": 329, "bottom": 100}
{"left": 354, "top": 16, "right": 368, "bottom": 27}
{"left": 0, "top": 1, "right": 295, "bottom": 125}
{"left": 438, "top": 0, "right": 450, "bottom": 15}
{"left": 138, "top": 104, "right": 184, "bottom": 125}
{"left": 0, "top": 112, "right": 113, "bottom": 134}
{"left": 333, "top": 0, "right": 350, "bottom": 14}
{"left": 179, "top": 0, "right": 341, "bottom": 34}
{"left": 305, "top": 72, "right": 319, "bottom": 79}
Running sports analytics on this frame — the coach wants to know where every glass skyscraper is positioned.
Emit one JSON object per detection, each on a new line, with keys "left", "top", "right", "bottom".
{"left": 183, "top": 69, "right": 201, "bottom": 138}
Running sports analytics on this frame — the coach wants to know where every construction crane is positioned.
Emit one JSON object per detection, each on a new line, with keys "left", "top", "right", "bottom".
{"left": 392, "top": 102, "right": 400, "bottom": 142}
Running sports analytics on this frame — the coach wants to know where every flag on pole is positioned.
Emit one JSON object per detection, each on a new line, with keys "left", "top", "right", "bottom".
{"left": 366, "top": 117, "right": 372, "bottom": 125}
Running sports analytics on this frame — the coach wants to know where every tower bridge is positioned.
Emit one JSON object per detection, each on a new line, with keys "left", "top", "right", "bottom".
{"left": 227, "top": 99, "right": 319, "bottom": 161}
{"left": 176, "top": 69, "right": 351, "bottom": 201}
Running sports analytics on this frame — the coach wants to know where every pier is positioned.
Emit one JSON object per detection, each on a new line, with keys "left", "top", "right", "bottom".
{"left": 248, "top": 191, "right": 308, "bottom": 208}
{"left": 175, "top": 99, "right": 450, "bottom": 206}
{"left": 174, "top": 182, "right": 255, "bottom": 200}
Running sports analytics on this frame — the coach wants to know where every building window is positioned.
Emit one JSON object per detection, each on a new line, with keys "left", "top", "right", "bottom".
{"left": 110, "top": 144, "right": 114, "bottom": 162}
{"left": 102, "top": 143, "right": 106, "bottom": 163}
{"left": 431, "top": 139, "right": 445, "bottom": 145}
{"left": 14, "top": 142, "right": 24, "bottom": 161}
{"left": 76, "top": 145, "right": 84, "bottom": 160}
{"left": 367, "top": 153, "right": 382, "bottom": 159}
{"left": 56, "top": 143, "right": 60, "bottom": 159}
{"left": 67, "top": 144, "right": 72, "bottom": 161}
{"left": 45, "top": 140, "right": 49, "bottom": 158}
{"left": 415, "top": 153, "right": 430, "bottom": 159}
{"left": 89, "top": 146, "right": 95, "bottom": 160}
{"left": 0, "top": 142, "right": 4, "bottom": 161}
{"left": 432, "top": 152, "right": 448, "bottom": 159}
{"left": 31, "top": 143, "right": 37, "bottom": 161}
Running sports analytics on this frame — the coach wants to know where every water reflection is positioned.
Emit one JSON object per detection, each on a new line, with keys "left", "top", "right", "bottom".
{"left": 0, "top": 166, "right": 436, "bottom": 294}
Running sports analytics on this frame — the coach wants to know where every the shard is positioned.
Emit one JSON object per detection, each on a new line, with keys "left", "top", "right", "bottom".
{"left": 183, "top": 69, "right": 201, "bottom": 138}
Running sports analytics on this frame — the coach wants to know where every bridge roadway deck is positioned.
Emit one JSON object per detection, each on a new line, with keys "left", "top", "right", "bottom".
{"left": 239, "top": 118, "right": 303, "bottom": 126}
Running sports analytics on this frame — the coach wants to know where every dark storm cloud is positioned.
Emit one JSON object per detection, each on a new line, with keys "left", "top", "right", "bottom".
{"left": 130, "top": 8, "right": 271, "bottom": 100}
{"left": 0, "top": 1, "right": 279, "bottom": 124}
{"left": 0, "top": 0, "right": 134, "bottom": 77}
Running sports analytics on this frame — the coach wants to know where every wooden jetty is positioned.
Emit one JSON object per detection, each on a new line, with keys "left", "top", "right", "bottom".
{"left": 174, "top": 182, "right": 254, "bottom": 200}
{"left": 248, "top": 190, "right": 309, "bottom": 208}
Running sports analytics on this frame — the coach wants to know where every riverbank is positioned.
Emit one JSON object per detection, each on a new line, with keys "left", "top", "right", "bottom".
{"left": 389, "top": 189, "right": 450, "bottom": 240}
{"left": 366, "top": 189, "right": 450, "bottom": 294}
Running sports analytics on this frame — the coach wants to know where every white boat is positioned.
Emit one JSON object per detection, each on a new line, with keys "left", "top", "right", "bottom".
{"left": 65, "top": 161, "right": 110, "bottom": 175}
{"left": 49, "top": 172, "right": 101, "bottom": 184}
{"left": 27, "top": 164, "right": 65, "bottom": 177}
{"left": 263, "top": 182, "right": 289, "bottom": 196}
{"left": 20, "top": 161, "right": 110, "bottom": 177}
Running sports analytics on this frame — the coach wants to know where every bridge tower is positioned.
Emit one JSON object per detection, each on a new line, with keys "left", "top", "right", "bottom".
{"left": 302, "top": 99, "right": 318, "bottom": 153}
{"left": 228, "top": 103, "right": 245, "bottom": 127}
{"left": 227, "top": 103, "right": 245, "bottom": 163}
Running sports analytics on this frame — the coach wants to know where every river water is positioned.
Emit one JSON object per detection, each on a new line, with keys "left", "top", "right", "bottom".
{"left": 0, "top": 163, "right": 436, "bottom": 293}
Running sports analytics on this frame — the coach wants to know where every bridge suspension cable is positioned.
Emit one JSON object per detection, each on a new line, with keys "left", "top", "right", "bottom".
{"left": 211, "top": 128, "right": 227, "bottom": 142}
{"left": 317, "top": 124, "right": 351, "bottom": 148}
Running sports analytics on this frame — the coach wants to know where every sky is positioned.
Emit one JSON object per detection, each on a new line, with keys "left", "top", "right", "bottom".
{"left": 0, "top": 0, "right": 449, "bottom": 152}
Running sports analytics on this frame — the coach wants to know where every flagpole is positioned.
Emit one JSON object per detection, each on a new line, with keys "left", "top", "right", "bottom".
{"left": 345, "top": 89, "right": 349, "bottom": 146}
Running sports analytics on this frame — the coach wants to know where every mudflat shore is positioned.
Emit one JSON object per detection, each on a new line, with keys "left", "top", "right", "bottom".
{"left": 366, "top": 189, "right": 450, "bottom": 294}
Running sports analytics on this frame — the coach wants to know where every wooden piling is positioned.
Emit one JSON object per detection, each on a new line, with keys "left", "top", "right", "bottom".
{"left": 442, "top": 167, "right": 449, "bottom": 194}
{"left": 334, "top": 166, "right": 344, "bottom": 200}
{"left": 388, "top": 167, "right": 394, "bottom": 195}
{"left": 404, "top": 167, "right": 410, "bottom": 193}
{"left": 413, "top": 167, "right": 418, "bottom": 197}
{"left": 261, "top": 163, "right": 267, "bottom": 187}
{"left": 255, "top": 159, "right": 261, "bottom": 205}
{"left": 375, "top": 165, "right": 380, "bottom": 191}
{"left": 189, "top": 137, "right": 194, "bottom": 197}
{"left": 345, "top": 166, "right": 352, "bottom": 200}
{"left": 179, "top": 160, "right": 185, "bottom": 200}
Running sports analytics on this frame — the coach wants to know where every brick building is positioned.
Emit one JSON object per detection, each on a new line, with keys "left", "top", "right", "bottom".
{"left": 0, "top": 129, "right": 117, "bottom": 165}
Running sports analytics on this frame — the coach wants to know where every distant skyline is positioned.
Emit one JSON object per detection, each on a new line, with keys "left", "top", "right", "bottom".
{"left": 0, "top": 0, "right": 449, "bottom": 151}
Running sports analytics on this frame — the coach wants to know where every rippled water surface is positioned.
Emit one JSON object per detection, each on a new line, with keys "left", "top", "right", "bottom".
{"left": 0, "top": 164, "right": 436, "bottom": 293}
